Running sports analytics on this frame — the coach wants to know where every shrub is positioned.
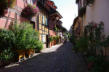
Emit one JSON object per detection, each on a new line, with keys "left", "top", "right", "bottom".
{"left": 88, "top": 56, "right": 109, "bottom": 72}
{"left": 0, "top": 49, "right": 14, "bottom": 61}
{"left": 35, "top": 41, "right": 43, "bottom": 52}
{"left": 49, "top": 36, "right": 59, "bottom": 42}
{"left": 49, "top": 37, "right": 54, "bottom": 42}
{"left": 10, "top": 22, "right": 40, "bottom": 50}
{"left": 0, "top": 29, "right": 15, "bottom": 51}
{"left": 75, "top": 37, "right": 89, "bottom": 53}
{"left": 101, "top": 36, "right": 109, "bottom": 47}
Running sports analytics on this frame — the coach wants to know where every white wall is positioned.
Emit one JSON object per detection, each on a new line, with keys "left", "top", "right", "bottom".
{"left": 85, "top": 0, "right": 109, "bottom": 36}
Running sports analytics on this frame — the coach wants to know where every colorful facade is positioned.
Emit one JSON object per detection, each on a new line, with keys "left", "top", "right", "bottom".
{"left": 0, "top": 0, "right": 62, "bottom": 48}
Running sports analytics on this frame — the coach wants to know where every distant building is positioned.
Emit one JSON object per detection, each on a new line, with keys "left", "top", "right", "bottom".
{"left": 76, "top": 0, "right": 109, "bottom": 57}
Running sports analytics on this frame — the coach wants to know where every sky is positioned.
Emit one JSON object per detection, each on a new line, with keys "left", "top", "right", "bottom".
{"left": 51, "top": 0, "right": 78, "bottom": 31}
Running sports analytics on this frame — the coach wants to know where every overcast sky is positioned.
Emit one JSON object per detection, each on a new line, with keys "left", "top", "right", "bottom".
{"left": 51, "top": 0, "right": 78, "bottom": 30}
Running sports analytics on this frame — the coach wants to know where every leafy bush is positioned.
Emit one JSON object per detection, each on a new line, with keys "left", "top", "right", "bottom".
{"left": 75, "top": 37, "right": 89, "bottom": 53}
{"left": 88, "top": 56, "right": 109, "bottom": 72}
{"left": 84, "top": 22, "right": 104, "bottom": 55}
{"left": 101, "top": 36, "right": 109, "bottom": 47}
{"left": 49, "top": 37, "right": 54, "bottom": 42}
{"left": 49, "top": 36, "right": 60, "bottom": 43}
{"left": 10, "top": 22, "right": 40, "bottom": 50}
{"left": 0, "top": 29, "right": 15, "bottom": 51}
{"left": 35, "top": 41, "right": 43, "bottom": 52}
{"left": 0, "top": 49, "right": 14, "bottom": 61}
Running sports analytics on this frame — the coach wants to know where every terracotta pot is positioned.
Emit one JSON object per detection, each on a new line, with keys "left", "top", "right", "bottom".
{"left": 16, "top": 50, "right": 26, "bottom": 62}
{"left": 26, "top": 49, "right": 35, "bottom": 58}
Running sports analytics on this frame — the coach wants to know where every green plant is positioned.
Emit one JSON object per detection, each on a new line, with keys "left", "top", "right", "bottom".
{"left": 88, "top": 56, "right": 108, "bottom": 72}
{"left": 84, "top": 22, "right": 104, "bottom": 55}
{"left": 75, "top": 37, "right": 89, "bottom": 53}
{"left": 0, "top": 49, "right": 14, "bottom": 61}
{"left": 0, "top": 29, "right": 15, "bottom": 51}
{"left": 54, "top": 36, "right": 59, "bottom": 41}
{"left": 101, "top": 36, "right": 109, "bottom": 47}
{"left": 11, "top": 22, "right": 39, "bottom": 50}
{"left": 49, "top": 36, "right": 59, "bottom": 42}
{"left": 49, "top": 36, "right": 54, "bottom": 42}
{"left": 70, "top": 32, "right": 76, "bottom": 44}
{"left": 35, "top": 41, "right": 43, "bottom": 52}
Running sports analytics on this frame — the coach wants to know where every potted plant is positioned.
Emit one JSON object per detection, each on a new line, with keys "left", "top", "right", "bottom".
{"left": 0, "top": 29, "right": 15, "bottom": 66}
{"left": 10, "top": 22, "right": 33, "bottom": 61}
{"left": 0, "top": 49, "right": 14, "bottom": 67}
{"left": 34, "top": 41, "right": 43, "bottom": 53}
{"left": 10, "top": 22, "right": 40, "bottom": 61}
{"left": 25, "top": 28, "right": 39, "bottom": 58}
{"left": 21, "top": 5, "right": 38, "bottom": 20}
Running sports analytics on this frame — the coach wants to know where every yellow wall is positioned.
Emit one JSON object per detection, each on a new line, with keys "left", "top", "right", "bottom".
{"left": 38, "top": 10, "right": 49, "bottom": 44}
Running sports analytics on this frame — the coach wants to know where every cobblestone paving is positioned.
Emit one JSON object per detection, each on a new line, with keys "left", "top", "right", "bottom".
{"left": 0, "top": 42, "right": 88, "bottom": 72}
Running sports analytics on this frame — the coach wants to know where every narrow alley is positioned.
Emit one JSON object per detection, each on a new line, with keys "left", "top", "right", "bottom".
{"left": 0, "top": 42, "right": 87, "bottom": 72}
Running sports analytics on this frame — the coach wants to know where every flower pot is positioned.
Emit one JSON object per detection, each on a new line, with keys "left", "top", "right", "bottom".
{"left": 16, "top": 50, "right": 26, "bottom": 62}
{"left": 26, "top": 49, "right": 35, "bottom": 58}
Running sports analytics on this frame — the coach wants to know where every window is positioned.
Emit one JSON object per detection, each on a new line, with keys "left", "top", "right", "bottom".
{"left": 41, "top": 34, "right": 46, "bottom": 43}
{"left": 27, "top": 0, "right": 33, "bottom": 5}
{"left": 45, "top": 17, "right": 48, "bottom": 26}
{"left": 42, "top": 15, "right": 45, "bottom": 24}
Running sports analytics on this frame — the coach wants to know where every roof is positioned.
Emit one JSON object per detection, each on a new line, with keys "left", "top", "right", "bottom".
{"left": 50, "top": 11, "right": 62, "bottom": 19}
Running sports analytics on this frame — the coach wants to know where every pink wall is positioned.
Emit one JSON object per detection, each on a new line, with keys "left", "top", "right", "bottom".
{"left": 0, "top": 18, "right": 6, "bottom": 29}
{"left": 48, "top": 17, "right": 57, "bottom": 29}
{"left": 49, "top": 30, "right": 56, "bottom": 36}
{"left": 16, "top": 0, "right": 26, "bottom": 9}
{"left": 0, "top": 0, "right": 27, "bottom": 29}
{"left": 85, "top": 0, "right": 109, "bottom": 37}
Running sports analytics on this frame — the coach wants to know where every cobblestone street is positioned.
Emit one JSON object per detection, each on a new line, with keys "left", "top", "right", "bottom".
{"left": 0, "top": 42, "right": 88, "bottom": 72}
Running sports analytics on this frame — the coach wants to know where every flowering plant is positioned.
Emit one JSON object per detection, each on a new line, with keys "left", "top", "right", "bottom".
{"left": 21, "top": 5, "right": 38, "bottom": 20}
